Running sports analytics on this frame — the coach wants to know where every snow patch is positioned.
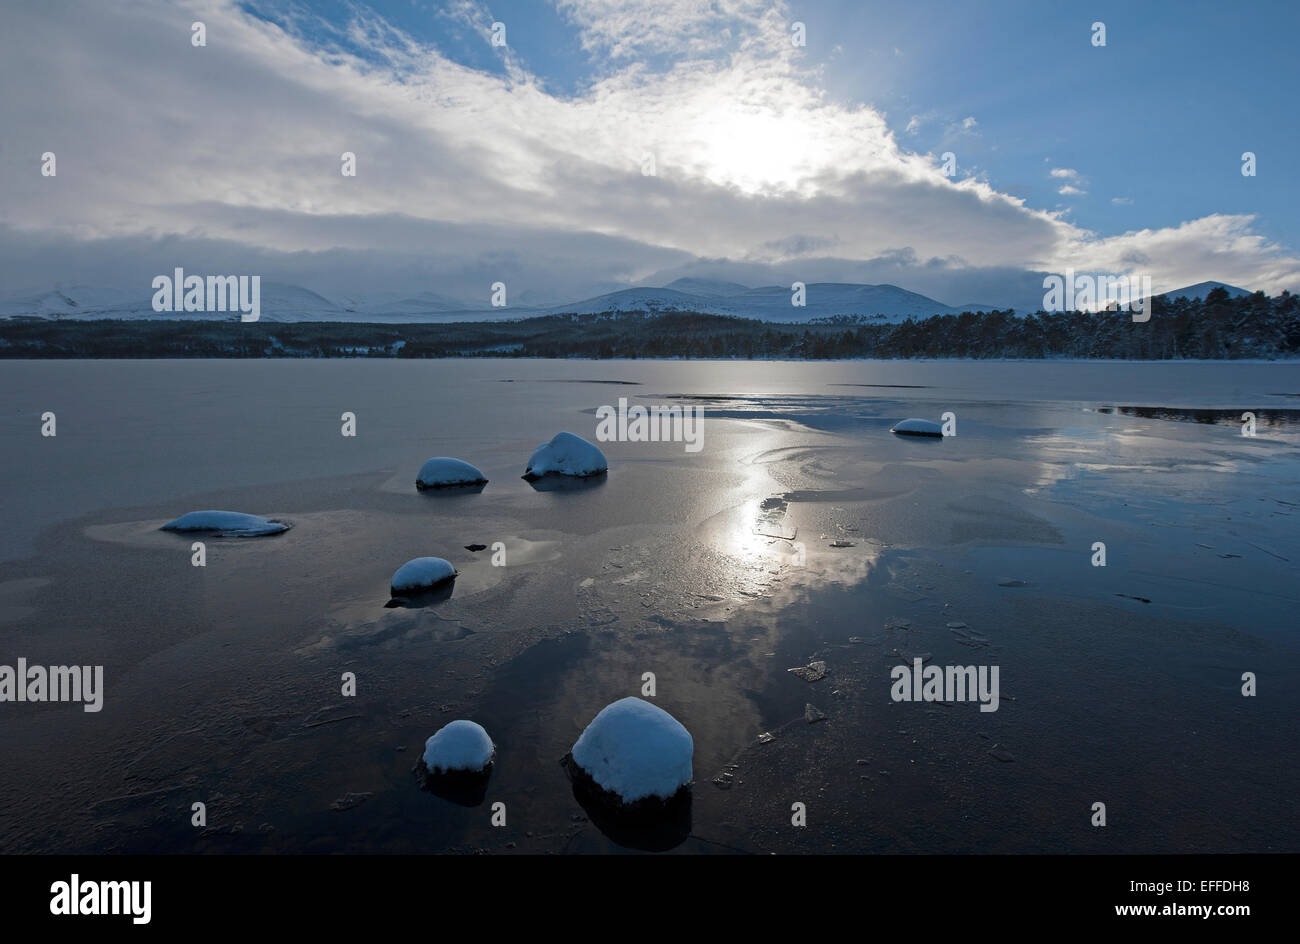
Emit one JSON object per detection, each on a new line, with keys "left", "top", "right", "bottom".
{"left": 890, "top": 418, "right": 943, "bottom": 437}
{"left": 160, "top": 510, "right": 288, "bottom": 536}
{"left": 422, "top": 720, "right": 495, "bottom": 773}
{"left": 416, "top": 457, "right": 488, "bottom": 490}
{"left": 390, "top": 557, "right": 458, "bottom": 593}
{"left": 571, "top": 696, "right": 693, "bottom": 803}
{"left": 522, "top": 431, "right": 608, "bottom": 480}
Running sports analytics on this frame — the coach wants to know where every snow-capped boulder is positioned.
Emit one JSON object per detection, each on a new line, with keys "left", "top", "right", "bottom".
{"left": 390, "top": 557, "right": 458, "bottom": 594}
{"left": 521, "top": 432, "right": 607, "bottom": 481}
{"left": 415, "top": 457, "right": 488, "bottom": 490}
{"left": 569, "top": 697, "right": 693, "bottom": 805}
{"left": 422, "top": 720, "right": 495, "bottom": 774}
{"left": 160, "top": 511, "right": 288, "bottom": 536}
{"left": 890, "top": 418, "right": 944, "bottom": 437}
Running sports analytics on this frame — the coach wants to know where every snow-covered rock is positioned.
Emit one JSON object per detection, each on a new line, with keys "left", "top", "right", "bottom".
{"left": 422, "top": 720, "right": 495, "bottom": 773}
{"left": 522, "top": 431, "right": 608, "bottom": 481}
{"left": 390, "top": 557, "right": 458, "bottom": 594}
{"left": 415, "top": 457, "right": 488, "bottom": 490}
{"left": 570, "top": 697, "right": 693, "bottom": 804}
{"left": 160, "top": 510, "right": 288, "bottom": 536}
{"left": 890, "top": 418, "right": 944, "bottom": 437}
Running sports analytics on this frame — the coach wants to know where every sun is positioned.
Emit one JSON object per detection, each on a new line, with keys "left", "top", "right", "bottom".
{"left": 688, "top": 108, "right": 819, "bottom": 195}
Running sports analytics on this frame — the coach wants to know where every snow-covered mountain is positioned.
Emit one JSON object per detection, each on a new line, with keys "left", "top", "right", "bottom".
{"left": 1156, "top": 281, "right": 1252, "bottom": 302}
{"left": 0, "top": 281, "right": 497, "bottom": 323}
{"left": 539, "top": 281, "right": 986, "bottom": 323}
{"left": 0, "top": 276, "right": 1170, "bottom": 324}
{"left": 0, "top": 284, "right": 147, "bottom": 319}
{"left": 661, "top": 277, "right": 754, "bottom": 297}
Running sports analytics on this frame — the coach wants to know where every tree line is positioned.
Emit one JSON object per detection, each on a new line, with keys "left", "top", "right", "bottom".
{"left": 2, "top": 287, "right": 1296, "bottom": 359}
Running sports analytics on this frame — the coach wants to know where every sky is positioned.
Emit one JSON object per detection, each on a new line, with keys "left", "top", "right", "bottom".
{"left": 1, "top": 0, "right": 1297, "bottom": 310}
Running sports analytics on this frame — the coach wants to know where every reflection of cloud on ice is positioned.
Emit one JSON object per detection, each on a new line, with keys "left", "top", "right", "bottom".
{"left": 297, "top": 606, "right": 475, "bottom": 655}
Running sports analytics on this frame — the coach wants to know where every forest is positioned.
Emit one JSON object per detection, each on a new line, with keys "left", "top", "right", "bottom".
{"left": 2, "top": 287, "right": 1296, "bottom": 360}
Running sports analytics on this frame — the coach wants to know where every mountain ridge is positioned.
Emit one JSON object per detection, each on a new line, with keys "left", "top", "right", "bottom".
{"left": 0, "top": 278, "right": 1259, "bottom": 323}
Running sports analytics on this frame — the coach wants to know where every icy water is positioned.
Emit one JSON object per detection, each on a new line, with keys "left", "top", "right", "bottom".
{"left": 1, "top": 359, "right": 1299, "bottom": 854}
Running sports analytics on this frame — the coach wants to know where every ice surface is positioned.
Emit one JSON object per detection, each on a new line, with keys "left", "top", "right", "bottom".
{"left": 571, "top": 696, "right": 693, "bottom": 803}
{"left": 522, "top": 431, "right": 608, "bottom": 480}
{"left": 416, "top": 457, "right": 488, "bottom": 489}
{"left": 422, "top": 720, "right": 495, "bottom": 773}
{"left": 160, "top": 510, "right": 288, "bottom": 536}
{"left": 390, "top": 556, "right": 457, "bottom": 592}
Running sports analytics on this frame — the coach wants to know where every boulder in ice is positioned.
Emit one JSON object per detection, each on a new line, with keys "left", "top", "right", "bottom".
{"left": 160, "top": 510, "right": 289, "bottom": 536}
{"left": 390, "top": 557, "right": 458, "bottom": 594}
{"left": 415, "top": 457, "right": 488, "bottom": 490}
{"left": 521, "top": 431, "right": 607, "bottom": 481}
{"left": 422, "top": 720, "right": 495, "bottom": 774}
{"left": 569, "top": 696, "right": 693, "bottom": 804}
{"left": 890, "top": 418, "right": 944, "bottom": 437}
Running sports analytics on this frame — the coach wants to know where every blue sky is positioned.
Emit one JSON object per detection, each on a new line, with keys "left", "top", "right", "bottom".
{"left": 810, "top": 0, "right": 1297, "bottom": 248}
{"left": 1, "top": 0, "right": 1296, "bottom": 309}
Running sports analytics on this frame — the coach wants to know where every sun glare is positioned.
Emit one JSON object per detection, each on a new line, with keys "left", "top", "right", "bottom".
{"left": 690, "top": 109, "right": 818, "bottom": 194}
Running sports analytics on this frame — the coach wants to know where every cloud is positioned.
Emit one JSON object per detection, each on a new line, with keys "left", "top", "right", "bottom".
{"left": 1111, "top": 196, "right": 1134, "bottom": 206}
{"left": 1050, "top": 168, "right": 1081, "bottom": 180}
{"left": 0, "top": 0, "right": 1295, "bottom": 304}
{"left": 1058, "top": 185, "right": 1086, "bottom": 196}
{"left": 944, "top": 115, "right": 979, "bottom": 136}
{"left": 551, "top": 0, "right": 785, "bottom": 60}
{"left": 1058, "top": 214, "right": 1300, "bottom": 294}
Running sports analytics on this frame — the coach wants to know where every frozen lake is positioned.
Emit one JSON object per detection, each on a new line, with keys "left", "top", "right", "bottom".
{"left": 1, "top": 358, "right": 1298, "bottom": 853}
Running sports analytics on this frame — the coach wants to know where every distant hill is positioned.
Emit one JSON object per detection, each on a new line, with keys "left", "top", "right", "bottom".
{"left": 6, "top": 277, "right": 1263, "bottom": 324}
{"left": 661, "top": 277, "right": 753, "bottom": 297}
{"left": 1157, "top": 281, "right": 1252, "bottom": 302}
{"left": 0, "top": 279, "right": 980, "bottom": 323}
{"left": 0, "top": 283, "right": 146, "bottom": 319}
{"left": 0, "top": 281, "right": 495, "bottom": 323}
{"left": 541, "top": 281, "right": 980, "bottom": 323}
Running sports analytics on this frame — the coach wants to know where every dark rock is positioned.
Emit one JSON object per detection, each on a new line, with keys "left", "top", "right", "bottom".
{"left": 560, "top": 753, "right": 691, "bottom": 852}
{"left": 416, "top": 760, "right": 493, "bottom": 807}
